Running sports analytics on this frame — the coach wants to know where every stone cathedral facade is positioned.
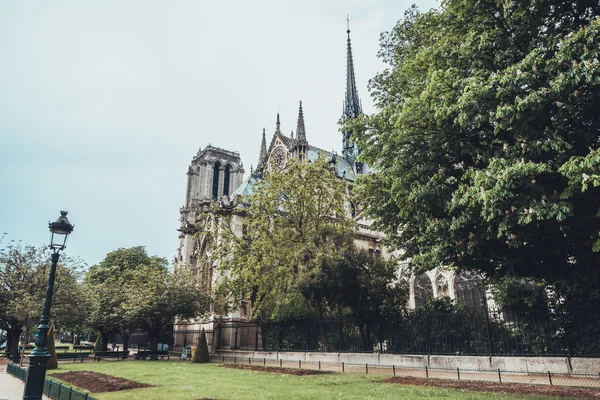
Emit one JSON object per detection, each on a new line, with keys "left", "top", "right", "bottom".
{"left": 173, "top": 28, "right": 483, "bottom": 349}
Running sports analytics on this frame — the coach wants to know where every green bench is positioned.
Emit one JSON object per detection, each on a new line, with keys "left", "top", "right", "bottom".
{"left": 57, "top": 352, "right": 89, "bottom": 362}
{"left": 93, "top": 350, "right": 129, "bottom": 361}
{"left": 134, "top": 350, "right": 169, "bottom": 360}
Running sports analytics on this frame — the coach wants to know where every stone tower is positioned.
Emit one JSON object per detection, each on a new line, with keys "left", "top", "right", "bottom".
{"left": 176, "top": 145, "right": 244, "bottom": 269}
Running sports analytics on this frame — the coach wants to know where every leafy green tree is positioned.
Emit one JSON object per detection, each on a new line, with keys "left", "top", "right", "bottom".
{"left": 210, "top": 157, "right": 355, "bottom": 320}
{"left": 301, "top": 248, "right": 409, "bottom": 350}
{"left": 85, "top": 246, "right": 167, "bottom": 351}
{"left": 0, "top": 243, "right": 85, "bottom": 359}
{"left": 122, "top": 265, "right": 210, "bottom": 351}
{"left": 353, "top": 1, "right": 600, "bottom": 302}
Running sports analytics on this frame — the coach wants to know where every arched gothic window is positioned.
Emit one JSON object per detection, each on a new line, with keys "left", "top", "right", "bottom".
{"left": 414, "top": 274, "right": 434, "bottom": 307}
{"left": 224, "top": 165, "right": 231, "bottom": 196}
{"left": 212, "top": 162, "right": 221, "bottom": 200}
{"left": 454, "top": 270, "right": 483, "bottom": 308}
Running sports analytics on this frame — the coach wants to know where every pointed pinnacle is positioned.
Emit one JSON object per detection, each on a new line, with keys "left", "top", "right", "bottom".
{"left": 276, "top": 113, "right": 281, "bottom": 133}
{"left": 258, "top": 128, "right": 267, "bottom": 168}
{"left": 296, "top": 100, "right": 307, "bottom": 144}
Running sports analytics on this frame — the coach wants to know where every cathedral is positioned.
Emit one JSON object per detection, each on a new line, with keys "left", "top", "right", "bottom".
{"left": 173, "top": 26, "right": 483, "bottom": 349}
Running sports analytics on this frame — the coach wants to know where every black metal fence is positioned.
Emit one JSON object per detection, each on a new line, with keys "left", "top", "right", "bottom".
{"left": 7, "top": 363, "right": 97, "bottom": 400}
{"left": 215, "top": 305, "right": 600, "bottom": 357}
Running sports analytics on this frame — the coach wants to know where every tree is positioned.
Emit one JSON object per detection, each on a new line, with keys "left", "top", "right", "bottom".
{"left": 0, "top": 243, "right": 85, "bottom": 359}
{"left": 353, "top": 1, "right": 600, "bottom": 303}
{"left": 123, "top": 265, "right": 210, "bottom": 352}
{"left": 300, "top": 248, "right": 409, "bottom": 350}
{"left": 211, "top": 157, "right": 355, "bottom": 320}
{"left": 85, "top": 246, "right": 167, "bottom": 351}
{"left": 192, "top": 328, "right": 210, "bottom": 363}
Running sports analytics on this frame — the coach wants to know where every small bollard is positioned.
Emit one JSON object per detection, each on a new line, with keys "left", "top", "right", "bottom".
{"left": 223, "top": 355, "right": 225, "bottom": 362}
{"left": 498, "top": 368, "right": 502, "bottom": 383}
{"left": 548, "top": 371, "right": 553, "bottom": 385}
{"left": 366, "top": 363, "right": 368, "bottom": 374}
{"left": 457, "top": 367, "right": 460, "bottom": 380}
{"left": 342, "top": 361, "right": 345, "bottom": 372}
{"left": 319, "top": 361, "right": 321, "bottom": 370}
{"left": 393, "top": 364, "right": 396, "bottom": 376}
{"left": 299, "top": 360, "right": 301, "bottom": 369}
{"left": 425, "top": 365, "right": 429, "bottom": 378}
{"left": 280, "top": 359, "right": 282, "bottom": 367}
{"left": 234, "top": 356, "right": 236, "bottom": 364}
{"left": 249, "top": 357, "right": 251, "bottom": 365}
{"left": 264, "top": 357, "right": 266, "bottom": 366}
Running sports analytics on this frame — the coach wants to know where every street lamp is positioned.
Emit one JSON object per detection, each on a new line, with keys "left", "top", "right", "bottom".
{"left": 23, "top": 211, "right": 74, "bottom": 400}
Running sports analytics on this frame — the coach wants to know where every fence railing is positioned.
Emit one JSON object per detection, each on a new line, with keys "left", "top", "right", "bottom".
{"left": 211, "top": 354, "right": 600, "bottom": 389}
{"left": 7, "top": 363, "right": 97, "bottom": 400}
{"left": 214, "top": 305, "right": 600, "bottom": 357}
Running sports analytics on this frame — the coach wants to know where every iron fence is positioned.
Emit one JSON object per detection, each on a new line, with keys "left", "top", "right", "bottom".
{"left": 7, "top": 363, "right": 97, "bottom": 400}
{"left": 215, "top": 305, "right": 600, "bottom": 357}
{"left": 211, "top": 354, "right": 600, "bottom": 389}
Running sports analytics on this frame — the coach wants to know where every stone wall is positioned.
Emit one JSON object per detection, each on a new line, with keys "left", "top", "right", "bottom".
{"left": 213, "top": 349, "right": 600, "bottom": 374}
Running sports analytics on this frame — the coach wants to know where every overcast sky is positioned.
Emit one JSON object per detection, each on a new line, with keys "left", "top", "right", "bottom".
{"left": 0, "top": 0, "right": 438, "bottom": 267}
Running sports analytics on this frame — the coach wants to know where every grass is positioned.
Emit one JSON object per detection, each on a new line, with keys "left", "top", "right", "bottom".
{"left": 46, "top": 361, "right": 571, "bottom": 400}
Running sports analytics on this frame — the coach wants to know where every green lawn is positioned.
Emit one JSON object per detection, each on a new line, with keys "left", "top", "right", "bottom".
{"left": 47, "top": 361, "right": 568, "bottom": 400}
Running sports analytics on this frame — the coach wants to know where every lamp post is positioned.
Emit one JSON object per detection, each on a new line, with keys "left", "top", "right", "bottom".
{"left": 23, "top": 211, "right": 74, "bottom": 400}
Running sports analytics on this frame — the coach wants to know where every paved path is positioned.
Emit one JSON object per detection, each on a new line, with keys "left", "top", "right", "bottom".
{"left": 0, "top": 362, "right": 49, "bottom": 400}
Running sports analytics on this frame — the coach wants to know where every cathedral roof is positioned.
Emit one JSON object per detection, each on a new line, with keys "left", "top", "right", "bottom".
{"left": 231, "top": 173, "right": 260, "bottom": 199}
{"left": 306, "top": 145, "right": 356, "bottom": 181}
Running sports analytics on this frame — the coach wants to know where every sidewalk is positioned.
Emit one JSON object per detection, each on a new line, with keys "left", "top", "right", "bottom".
{"left": 0, "top": 361, "right": 50, "bottom": 400}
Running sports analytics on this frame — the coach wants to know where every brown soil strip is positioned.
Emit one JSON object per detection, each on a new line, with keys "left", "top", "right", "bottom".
{"left": 52, "top": 371, "right": 153, "bottom": 393}
{"left": 222, "top": 363, "right": 332, "bottom": 376}
{"left": 384, "top": 376, "right": 600, "bottom": 399}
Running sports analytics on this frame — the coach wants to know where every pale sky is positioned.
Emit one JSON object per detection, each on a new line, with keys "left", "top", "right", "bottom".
{"left": 0, "top": 0, "right": 438, "bottom": 267}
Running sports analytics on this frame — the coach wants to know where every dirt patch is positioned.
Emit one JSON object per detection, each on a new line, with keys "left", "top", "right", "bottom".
{"left": 222, "top": 363, "right": 332, "bottom": 376}
{"left": 384, "top": 376, "right": 600, "bottom": 399}
{"left": 52, "top": 371, "right": 153, "bottom": 393}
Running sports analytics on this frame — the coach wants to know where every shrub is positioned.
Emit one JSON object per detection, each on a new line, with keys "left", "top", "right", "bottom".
{"left": 192, "top": 329, "right": 210, "bottom": 363}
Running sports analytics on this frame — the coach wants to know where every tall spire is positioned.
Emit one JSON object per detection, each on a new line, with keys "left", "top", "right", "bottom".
{"left": 276, "top": 113, "right": 281, "bottom": 133}
{"left": 343, "top": 16, "right": 362, "bottom": 120}
{"left": 296, "top": 101, "right": 307, "bottom": 144}
{"left": 257, "top": 127, "right": 267, "bottom": 170}
{"left": 342, "top": 16, "right": 363, "bottom": 163}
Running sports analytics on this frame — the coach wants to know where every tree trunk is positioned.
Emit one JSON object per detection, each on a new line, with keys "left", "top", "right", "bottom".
{"left": 5, "top": 328, "right": 13, "bottom": 356}
{"left": 101, "top": 331, "right": 109, "bottom": 352}
{"left": 9, "top": 326, "right": 22, "bottom": 361}
{"left": 120, "top": 333, "right": 130, "bottom": 352}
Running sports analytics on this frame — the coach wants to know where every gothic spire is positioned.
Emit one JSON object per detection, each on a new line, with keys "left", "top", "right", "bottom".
{"left": 343, "top": 17, "right": 362, "bottom": 120}
{"left": 257, "top": 127, "right": 267, "bottom": 169}
{"left": 342, "top": 17, "right": 363, "bottom": 163}
{"left": 296, "top": 101, "right": 307, "bottom": 144}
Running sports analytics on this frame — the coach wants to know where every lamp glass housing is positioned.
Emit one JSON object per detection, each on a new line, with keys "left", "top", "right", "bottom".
{"left": 49, "top": 211, "right": 74, "bottom": 251}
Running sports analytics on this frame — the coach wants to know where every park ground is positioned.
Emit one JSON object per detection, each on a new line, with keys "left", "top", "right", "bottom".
{"left": 43, "top": 360, "right": 589, "bottom": 400}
